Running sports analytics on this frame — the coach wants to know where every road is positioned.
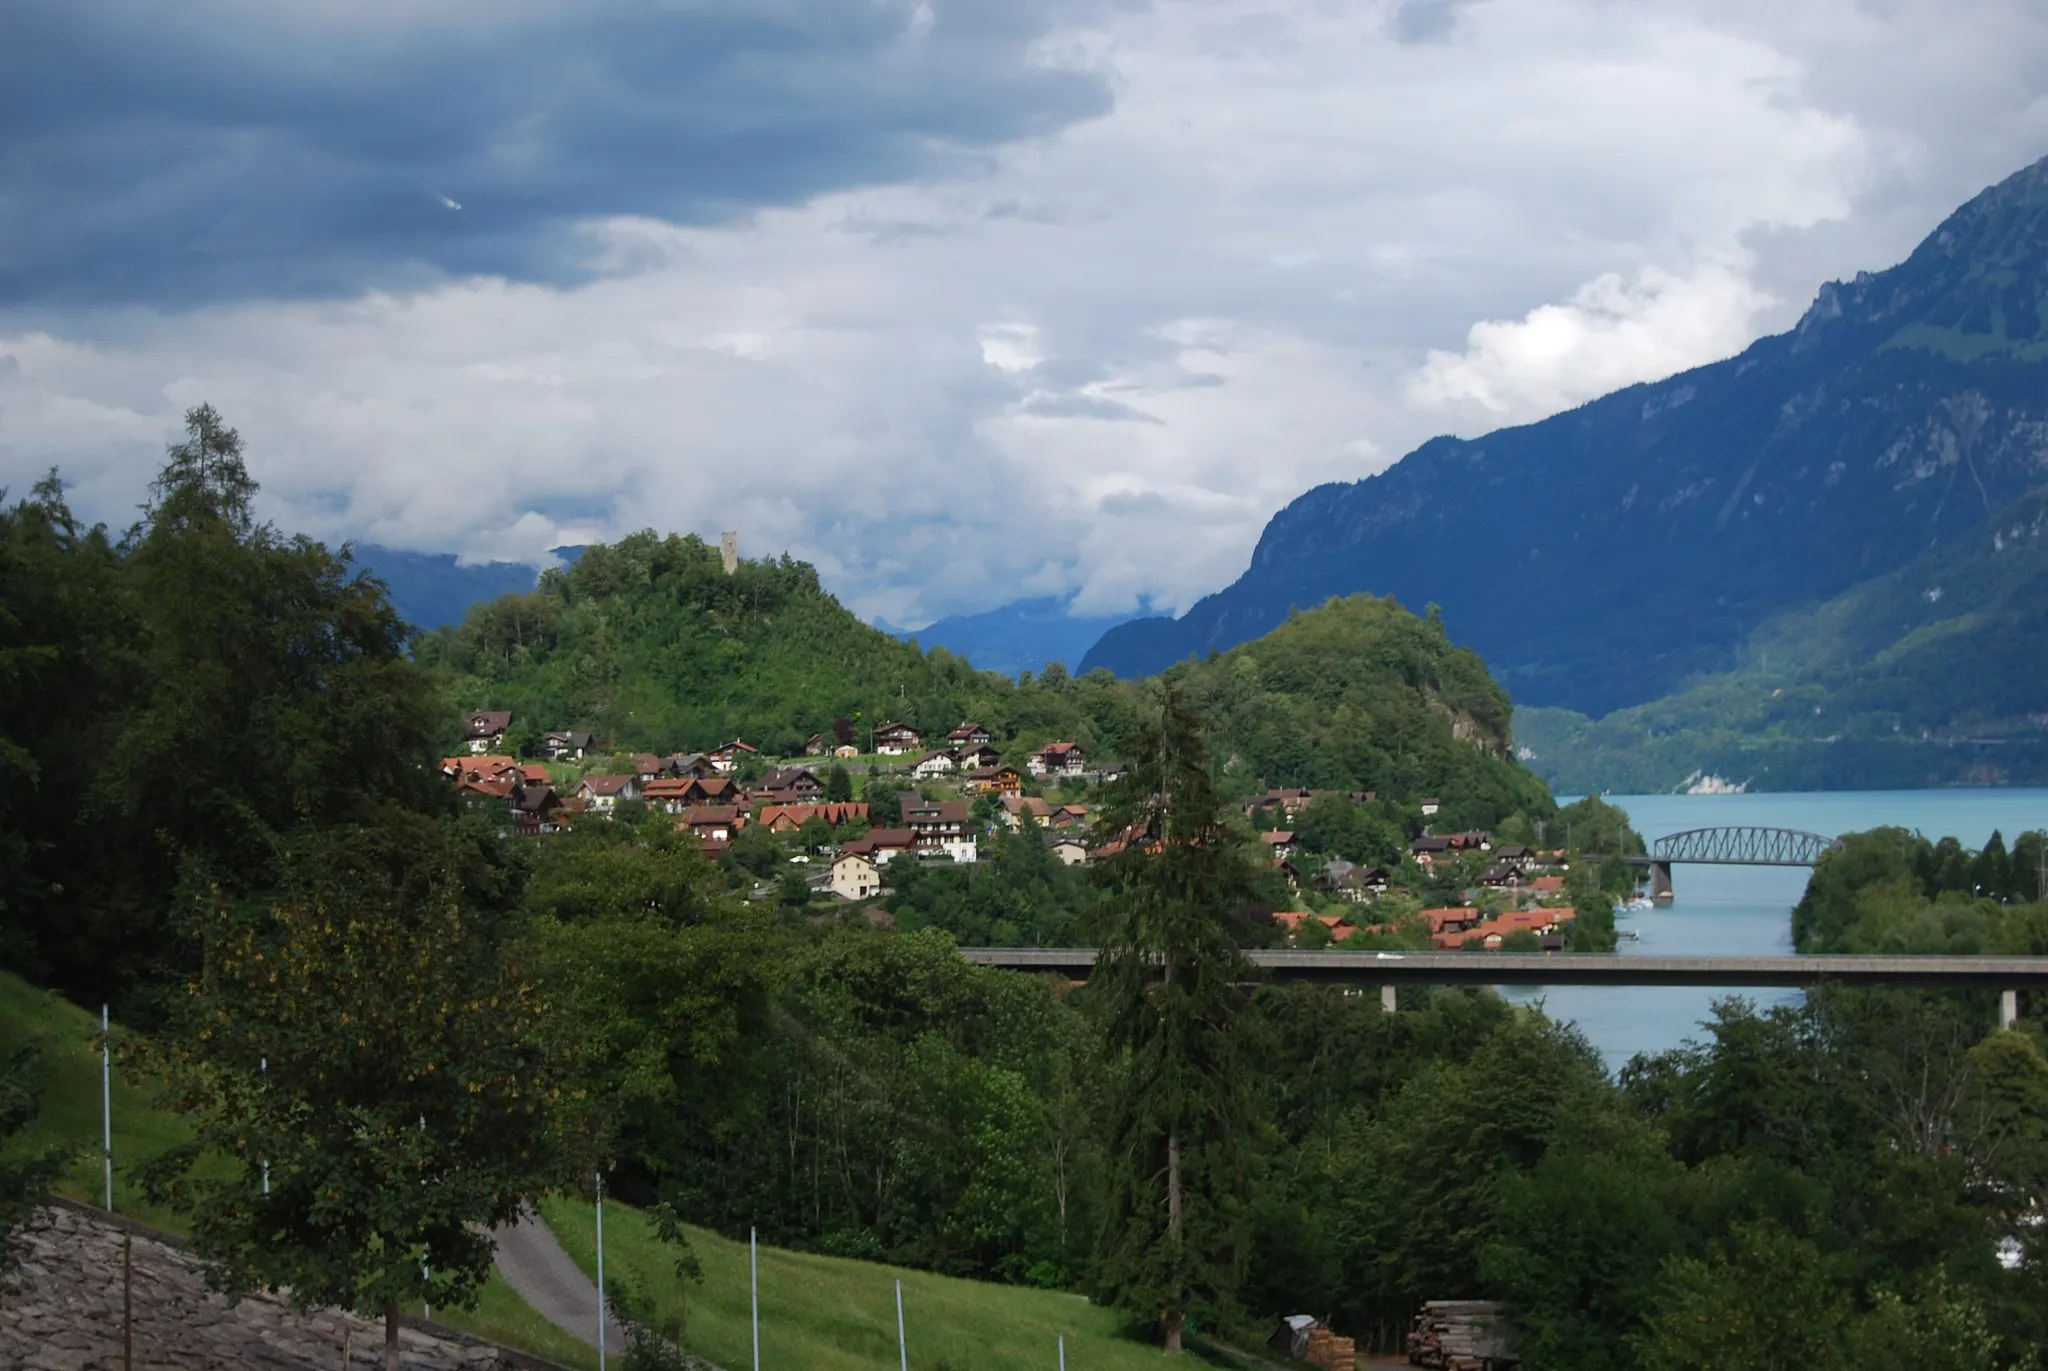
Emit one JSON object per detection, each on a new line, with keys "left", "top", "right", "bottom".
{"left": 494, "top": 1206, "right": 628, "bottom": 1352}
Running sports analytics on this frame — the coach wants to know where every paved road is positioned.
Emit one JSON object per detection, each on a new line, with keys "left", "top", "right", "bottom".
{"left": 494, "top": 1206, "right": 628, "bottom": 1351}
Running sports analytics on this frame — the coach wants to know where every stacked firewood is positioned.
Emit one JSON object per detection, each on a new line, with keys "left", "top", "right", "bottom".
{"left": 1405, "top": 1301, "right": 1518, "bottom": 1370}
{"left": 1302, "top": 1325, "right": 1357, "bottom": 1370}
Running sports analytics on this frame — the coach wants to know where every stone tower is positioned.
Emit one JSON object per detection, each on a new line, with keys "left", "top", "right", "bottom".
{"left": 719, "top": 531, "right": 738, "bottom": 575}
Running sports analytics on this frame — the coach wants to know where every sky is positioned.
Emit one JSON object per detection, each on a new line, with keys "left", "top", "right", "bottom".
{"left": 6, "top": 0, "right": 2048, "bottom": 628}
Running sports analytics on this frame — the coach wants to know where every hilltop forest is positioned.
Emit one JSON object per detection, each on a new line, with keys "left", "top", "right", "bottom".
{"left": 416, "top": 530, "right": 1553, "bottom": 832}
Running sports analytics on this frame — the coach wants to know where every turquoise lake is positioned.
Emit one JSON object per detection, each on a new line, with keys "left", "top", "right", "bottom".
{"left": 1510, "top": 789, "right": 2048, "bottom": 1070}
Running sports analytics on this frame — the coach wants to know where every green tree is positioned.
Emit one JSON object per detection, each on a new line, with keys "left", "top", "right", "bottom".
{"left": 1634, "top": 1222, "right": 1851, "bottom": 1371}
{"left": 1085, "top": 685, "right": 1260, "bottom": 1351}
{"left": 141, "top": 814, "right": 590, "bottom": 1371}
{"left": 824, "top": 764, "right": 853, "bottom": 803}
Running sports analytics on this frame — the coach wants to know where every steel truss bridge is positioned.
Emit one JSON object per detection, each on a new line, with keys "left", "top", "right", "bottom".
{"left": 1642, "top": 826, "right": 1842, "bottom": 867}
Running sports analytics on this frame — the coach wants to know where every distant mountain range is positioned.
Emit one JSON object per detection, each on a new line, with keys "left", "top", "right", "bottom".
{"left": 885, "top": 594, "right": 1144, "bottom": 678}
{"left": 352, "top": 545, "right": 541, "bottom": 631}
{"left": 1516, "top": 482, "right": 2048, "bottom": 791}
{"left": 1082, "top": 156, "right": 2048, "bottom": 737}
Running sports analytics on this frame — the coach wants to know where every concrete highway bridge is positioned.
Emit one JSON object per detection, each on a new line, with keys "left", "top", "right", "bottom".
{"left": 1602, "top": 825, "right": 1843, "bottom": 897}
{"left": 959, "top": 948, "right": 2043, "bottom": 1028}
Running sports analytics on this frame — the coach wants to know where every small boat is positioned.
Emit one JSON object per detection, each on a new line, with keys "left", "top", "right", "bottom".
{"left": 1619, "top": 896, "right": 1655, "bottom": 913}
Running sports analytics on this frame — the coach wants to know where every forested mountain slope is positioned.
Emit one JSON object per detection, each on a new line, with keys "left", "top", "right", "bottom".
{"left": 1517, "top": 483, "right": 2048, "bottom": 792}
{"left": 1084, "top": 154, "right": 2048, "bottom": 717}
{"left": 417, "top": 532, "right": 1551, "bottom": 829}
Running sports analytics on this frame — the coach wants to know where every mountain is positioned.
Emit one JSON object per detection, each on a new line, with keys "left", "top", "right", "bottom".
{"left": 889, "top": 594, "right": 1143, "bottom": 678}
{"left": 1082, "top": 155, "right": 2048, "bottom": 719}
{"left": 352, "top": 544, "right": 541, "bottom": 631}
{"left": 416, "top": 531, "right": 1553, "bottom": 828}
{"left": 1516, "top": 483, "right": 2048, "bottom": 792}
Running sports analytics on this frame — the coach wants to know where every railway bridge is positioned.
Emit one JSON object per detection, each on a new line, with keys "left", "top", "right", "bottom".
{"left": 1606, "top": 826, "right": 1843, "bottom": 898}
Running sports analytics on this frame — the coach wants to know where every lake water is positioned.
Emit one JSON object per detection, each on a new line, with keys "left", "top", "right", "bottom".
{"left": 1507, "top": 789, "right": 2048, "bottom": 1070}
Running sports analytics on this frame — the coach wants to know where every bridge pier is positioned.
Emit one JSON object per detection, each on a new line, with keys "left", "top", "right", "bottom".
{"left": 2002, "top": 989, "right": 2020, "bottom": 1031}
{"left": 1380, "top": 985, "right": 1397, "bottom": 1014}
{"left": 1648, "top": 861, "right": 1673, "bottom": 901}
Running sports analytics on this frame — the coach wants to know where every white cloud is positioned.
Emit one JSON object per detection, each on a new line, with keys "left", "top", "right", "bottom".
{"left": 1407, "top": 256, "right": 1776, "bottom": 418}
{"left": 8, "top": 0, "right": 2048, "bottom": 629}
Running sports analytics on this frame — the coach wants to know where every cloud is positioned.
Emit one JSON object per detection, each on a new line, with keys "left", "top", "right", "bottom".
{"left": 0, "top": 0, "right": 1115, "bottom": 304}
{"left": 1406, "top": 256, "right": 1777, "bottom": 418}
{"left": 9, "top": 0, "right": 2048, "bottom": 631}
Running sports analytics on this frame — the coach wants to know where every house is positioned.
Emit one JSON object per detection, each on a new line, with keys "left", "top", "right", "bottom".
{"left": 1001, "top": 794, "right": 1054, "bottom": 828}
{"left": 519, "top": 763, "right": 553, "bottom": 786}
{"left": 1480, "top": 862, "right": 1524, "bottom": 889}
{"left": 1529, "top": 874, "right": 1568, "bottom": 897}
{"left": 954, "top": 743, "right": 1002, "bottom": 770}
{"left": 966, "top": 765, "right": 1023, "bottom": 795}
{"left": 1050, "top": 803, "right": 1090, "bottom": 830}
{"left": 840, "top": 829, "right": 918, "bottom": 865}
{"left": 706, "top": 740, "right": 759, "bottom": 775}
{"left": 575, "top": 774, "right": 640, "bottom": 813}
{"left": 682, "top": 805, "right": 740, "bottom": 842}
{"left": 1314, "top": 858, "right": 1387, "bottom": 903}
{"left": 642, "top": 778, "right": 695, "bottom": 814}
{"left": 665, "top": 752, "right": 716, "bottom": 778}
{"left": 804, "top": 733, "right": 828, "bottom": 756}
{"left": 443, "top": 754, "right": 519, "bottom": 784}
{"left": 1028, "top": 741, "right": 1086, "bottom": 778}
{"left": 1411, "top": 835, "right": 1453, "bottom": 869}
{"left": 758, "top": 766, "right": 823, "bottom": 801}
{"left": 629, "top": 753, "right": 665, "bottom": 782}
{"left": 1262, "top": 830, "right": 1297, "bottom": 860}
{"left": 1046, "top": 835, "right": 1090, "bottom": 867}
{"left": 676, "top": 776, "right": 739, "bottom": 807}
{"left": 873, "top": 722, "right": 922, "bottom": 755}
{"left": 946, "top": 722, "right": 995, "bottom": 748}
{"left": 1418, "top": 907, "right": 1482, "bottom": 936}
{"left": 759, "top": 802, "right": 869, "bottom": 833}
{"left": 909, "top": 750, "right": 958, "bottom": 781}
{"left": 541, "top": 730, "right": 595, "bottom": 761}
{"left": 1244, "top": 787, "right": 1318, "bottom": 818}
{"left": 1493, "top": 844, "right": 1534, "bottom": 869}
{"left": 1272, "top": 911, "right": 1359, "bottom": 944}
{"left": 833, "top": 743, "right": 860, "bottom": 759}
{"left": 462, "top": 710, "right": 513, "bottom": 754}
{"left": 831, "top": 852, "right": 882, "bottom": 901}
{"left": 509, "top": 782, "right": 564, "bottom": 836}
{"left": 904, "top": 795, "right": 976, "bottom": 862}
{"left": 1419, "top": 798, "right": 1441, "bottom": 816}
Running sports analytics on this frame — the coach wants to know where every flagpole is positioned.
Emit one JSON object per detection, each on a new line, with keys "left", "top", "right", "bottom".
{"left": 100, "top": 1005, "right": 113, "bottom": 1211}
{"left": 895, "top": 1279, "right": 907, "bottom": 1371}
{"left": 751, "top": 1227, "right": 760, "bottom": 1371}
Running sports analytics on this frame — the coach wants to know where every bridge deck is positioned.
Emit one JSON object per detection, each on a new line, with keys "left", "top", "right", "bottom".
{"left": 960, "top": 948, "right": 2048, "bottom": 989}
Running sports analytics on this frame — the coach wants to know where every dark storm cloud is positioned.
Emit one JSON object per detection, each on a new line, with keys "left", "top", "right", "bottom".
{"left": 0, "top": 0, "right": 1116, "bottom": 305}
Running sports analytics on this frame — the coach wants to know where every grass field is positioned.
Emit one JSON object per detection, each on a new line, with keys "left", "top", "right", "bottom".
{"left": 0, "top": 971, "right": 219, "bottom": 1230}
{"left": 539, "top": 1194, "right": 1270, "bottom": 1371}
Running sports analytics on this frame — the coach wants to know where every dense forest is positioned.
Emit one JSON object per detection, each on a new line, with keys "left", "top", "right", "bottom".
{"left": 4, "top": 409, "right": 2045, "bottom": 1369}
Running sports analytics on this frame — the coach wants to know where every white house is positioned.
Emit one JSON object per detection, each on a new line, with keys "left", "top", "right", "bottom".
{"left": 576, "top": 774, "right": 640, "bottom": 814}
{"left": 910, "top": 749, "right": 957, "bottom": 780}
{"left": 1028, "top": 741, "right": 1087, "bottom": 777}
{"left": 873, "top": 722, "right": 922, "bottom": 756}
{"left": 1047, "top": 836, "right": 1089, "bottom": 867}
{"left": 831, "top": 852, "right": 880, "bottom": 901}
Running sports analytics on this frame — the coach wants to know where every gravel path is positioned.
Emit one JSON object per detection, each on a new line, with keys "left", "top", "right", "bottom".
{"left": 492, "top": 1209, "right": 626, "bottom": 1353}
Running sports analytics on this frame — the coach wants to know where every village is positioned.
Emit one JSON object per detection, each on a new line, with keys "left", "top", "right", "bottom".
{"left": 442, "top": 709, "right": 1597, "bottom": 951}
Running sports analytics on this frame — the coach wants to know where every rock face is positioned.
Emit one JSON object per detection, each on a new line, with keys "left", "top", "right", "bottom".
{"left": 0, "top": 1205, "right": 520, "bottom": 1371}
{"left": 1081, "top": 155, "right": 2048, "bottom": 718}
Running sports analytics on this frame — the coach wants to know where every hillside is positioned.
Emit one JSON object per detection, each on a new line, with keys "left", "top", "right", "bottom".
{"left": 421, "top": 532, "right": 1554, "bottom": 825}
{"left": 354, "top": 544, "right": 543, "bottom": 631}
{"left": 1083, "top": 153, "right": 2048, "bottom": 720}
{"left": 1517, "top": 484, "right": 2048, "bottom": 792}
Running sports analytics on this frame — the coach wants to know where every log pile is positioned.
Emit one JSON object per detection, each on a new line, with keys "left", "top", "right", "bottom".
{"left": 1301, "top": 1325, "right": 1357, "bottom": 1370}
{"left": 1406, "top": 1300, "right": 1517, "bottom": 1370}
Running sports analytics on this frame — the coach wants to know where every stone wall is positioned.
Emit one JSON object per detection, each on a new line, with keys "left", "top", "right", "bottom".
{"left": 0, "top": 1204, "right": 534, "bottom": 1371}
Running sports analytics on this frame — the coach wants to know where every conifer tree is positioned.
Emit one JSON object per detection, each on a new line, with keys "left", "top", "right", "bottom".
{"left": 1084, "top": 684, "right": 1259, "bottom": 1351}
